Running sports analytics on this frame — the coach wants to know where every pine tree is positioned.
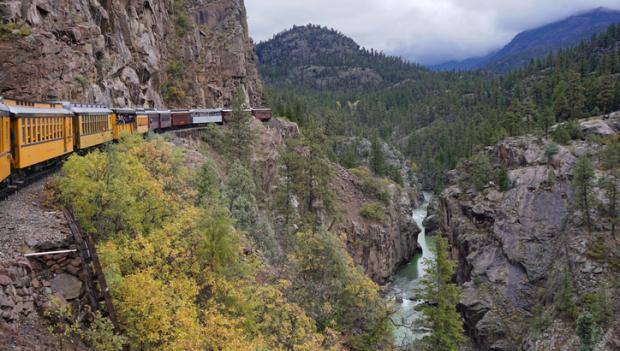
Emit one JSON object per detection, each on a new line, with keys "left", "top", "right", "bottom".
{"left": 226, "top": 87, "right": 255, "bottom": 163}
{"left": 576, "top": 311, "right": 596, "bottom": 351}
{"left": 538, "top": 107, "right": 556, "bottom": 138}
{"left": 370, "top": 136, "right": 386, "bottom": 176}
{"left": 557, "top": 270, "right": 577, "bottom": 320}
{"left": 565, "top": 70, "right": 586, "bottom": 119}
{"left": 599, "top": 172, "right": 619, "bottom": 239}
{"left": 274, "top": 138, "right": 303, "bottom": 239}
{"left": 553, "top": 81, "right": 571, "bottom": 121}
{"left": 414, "top": 235, "right": 464, "bottom": 351}
{"left": 597, "top": 74, "right": 615, "bottom": 114}
{"left": 572, "top": 156, "right": 595, "bottom": 232}
{"left": 224, "top": 160, "right": 258, "bottom": 230}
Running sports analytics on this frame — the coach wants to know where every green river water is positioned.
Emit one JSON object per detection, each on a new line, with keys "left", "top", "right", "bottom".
{"left": 389, "top": 193, "right": 435, "bottom": 348}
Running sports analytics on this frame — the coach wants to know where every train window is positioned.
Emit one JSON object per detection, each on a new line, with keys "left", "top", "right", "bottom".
{"left": 22, "top": 118, "right": 30, "bottom": 144}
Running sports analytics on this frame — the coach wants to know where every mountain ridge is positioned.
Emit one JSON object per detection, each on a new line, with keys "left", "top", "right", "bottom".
{"left": 256, "top": 24, "right": 427, "bottom": 89}
{"left": 432, "top": 7, "right": 620, "bottom": 72}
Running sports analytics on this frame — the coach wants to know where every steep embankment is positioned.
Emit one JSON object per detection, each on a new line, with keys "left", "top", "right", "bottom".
{"left": 434, "top": 115, "right": 620, "bottom": 350}
{"left": 0, "top": 0, "right": 263, "bottom": 107}
{"left": 195, "top": 118, "right": 423, "bottom": 283}
{"left": 333, "top": 164, "right": 421, "bottom": 283}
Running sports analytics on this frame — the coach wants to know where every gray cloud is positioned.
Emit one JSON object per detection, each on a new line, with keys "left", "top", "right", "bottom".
{"left": 245, "top": 0, "right": 620, "bottom": 65}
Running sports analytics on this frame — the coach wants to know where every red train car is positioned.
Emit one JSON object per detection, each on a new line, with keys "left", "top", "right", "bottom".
{"left": 171, "top": 110, "right": 192, "bottom": 127}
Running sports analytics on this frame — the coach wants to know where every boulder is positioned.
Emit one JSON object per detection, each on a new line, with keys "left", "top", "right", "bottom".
{"left": 50, "top": 273, "right": 82, "bottom": 300}
{"left": 422, "top": 214, "right": 439, "bottom": 235}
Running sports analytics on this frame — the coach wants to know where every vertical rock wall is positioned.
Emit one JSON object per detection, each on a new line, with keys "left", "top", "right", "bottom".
{"left": 0, "top": 0, "right": 263, "bottom": 108}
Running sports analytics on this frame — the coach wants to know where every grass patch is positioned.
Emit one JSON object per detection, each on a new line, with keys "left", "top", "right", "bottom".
{"left": 360, "top": 202, "right": 385, "bottom": 221}
{"left": 350, "top": 167, "right": 391, "bottom": 205}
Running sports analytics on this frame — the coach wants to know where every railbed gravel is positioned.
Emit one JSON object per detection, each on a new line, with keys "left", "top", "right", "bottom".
{"left": 0, "top": 177, "right": 71, "bottom": 262}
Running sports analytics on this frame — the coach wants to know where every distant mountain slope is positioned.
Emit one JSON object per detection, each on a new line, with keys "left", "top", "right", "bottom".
{"left": 256, "top": 24, "right": 427, "bottom": 89}
{"left": 433, "top": 7, "right": 620, "bottom": 72}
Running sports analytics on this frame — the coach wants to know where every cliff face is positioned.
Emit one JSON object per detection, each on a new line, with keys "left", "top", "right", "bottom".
{"left": 333, "top": 165, "right": 421, "bottom": 283}
{"left": 437, "top": 115, "right": 620, "bottom": 350}
{"left": 258, "top": 121, "right": 422, "bottom": 283}
{"left": 0, "top": 0, "right": 263, "bottom": 108}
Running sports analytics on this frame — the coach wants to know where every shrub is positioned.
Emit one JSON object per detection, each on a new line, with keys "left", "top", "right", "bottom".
{"left": 350, "top": 167, "right": 391, "bottom": 205}
{"left": 551, "top": 120, "right": 583, "bottom": 145}
{"left": 544, "top": 143, "right": 559, "bottom": 163}
{"left": 496, "top": 167, "right": 512, "bottom": 192}
{"left": 0, "top": 21, "right": 32, "bottom": 38}
{"left": 531, "top": 305, "right": 551, "bottom": 337}
{"left": 176, "top": 14, "right": 192, "bottom": 37}
{"left": 360, "top": 202, "right": 385, "bottom": 221}
{"left": 75, "top": 74, "right": 88, "bottom": 87}
{"left": 587, "top": 235, "right": 608, "bottom": 261}
{"left": 464, "top": 154, "right": 493, "bottom": 191}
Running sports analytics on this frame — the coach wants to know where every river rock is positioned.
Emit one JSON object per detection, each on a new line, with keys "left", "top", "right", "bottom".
{"left": 422, "top": 214, "right": 439, "bottom": 235}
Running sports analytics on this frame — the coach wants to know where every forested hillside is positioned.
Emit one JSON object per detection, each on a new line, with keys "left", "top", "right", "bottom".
{"left": 259, "top": 23, "right": 620, "bottom": 189}
{"left": 257, "top": 24, "right": 428, "bottom": 89}
{"left": 50, "top": 92, "right": 417, "bottom": 350}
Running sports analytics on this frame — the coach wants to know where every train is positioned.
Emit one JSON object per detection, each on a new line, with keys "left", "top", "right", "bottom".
{"left": 0, "top": 97, "right": 272, "bottom": 191}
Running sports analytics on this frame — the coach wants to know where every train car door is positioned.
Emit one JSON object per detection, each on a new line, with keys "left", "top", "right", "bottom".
{"left": 63, "top": 115, "right": 73, "bottom": 153}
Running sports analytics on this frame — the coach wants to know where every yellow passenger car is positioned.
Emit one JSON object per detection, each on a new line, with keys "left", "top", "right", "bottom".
{"left": 112, "top": 108, "right": 137, "bottom": 140}
{"left": 0, "top": 102, "right": 10, "bottom": 184}
{"left": 4, "top": 98, "right": 74, "bottom": 170}
{"left": 66, "top": 104, "right": 114, "bottom": 150}
{"left": 136, "top": 109, "right": 149, "bottom": 134}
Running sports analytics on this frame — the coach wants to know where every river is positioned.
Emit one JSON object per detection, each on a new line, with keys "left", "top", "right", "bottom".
{"left": 388, "top": 192, "right": 435, "bottom": 348}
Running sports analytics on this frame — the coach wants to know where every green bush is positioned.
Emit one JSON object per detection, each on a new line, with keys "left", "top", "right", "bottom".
{"left": 175, "top": 14, "right": 192, "bottom": 37}
{"left": 587, "top": 235, "right": 608, "bottom": 261}
{"left": 0, "top": 21, "right": 32, "bottom": 38}
{"left": 464, "top": 154, "right": 493, "bottom": 191}
{"left": 496, "top": 167, "right": 512, "bottom": 192}
{"left": 551, "top": 120, "right": 583, "bottom": 145}
{"left": 75, "top": 74, "right": 88, "bottom": 87}
{"left": 544, "top": 143, "right": 559, "bottom": 163}
{"left": 360, "top": 202, "right": 385, "bottom": 221}
{"left": 350, "top": 167, "right": 391, "bottom": 205}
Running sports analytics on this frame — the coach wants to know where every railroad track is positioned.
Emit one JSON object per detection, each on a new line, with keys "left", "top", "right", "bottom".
{"left": 0, "top": 163, "right": 62, "bottom": 202}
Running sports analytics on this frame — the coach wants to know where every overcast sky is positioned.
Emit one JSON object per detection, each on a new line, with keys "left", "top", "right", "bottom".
{"left": 245, "top": 0, "right": 620, "bottom": 65}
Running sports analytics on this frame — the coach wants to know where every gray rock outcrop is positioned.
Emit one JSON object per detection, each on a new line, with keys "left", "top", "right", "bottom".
{"left": 438, "top": 117, "right": 619, "bottom": 350}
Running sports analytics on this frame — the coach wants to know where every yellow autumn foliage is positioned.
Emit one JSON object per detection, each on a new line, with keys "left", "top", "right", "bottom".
{"left": 58, "top": 137, "right": 327, "bottom": 351}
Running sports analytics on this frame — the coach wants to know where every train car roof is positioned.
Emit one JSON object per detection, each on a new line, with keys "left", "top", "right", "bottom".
{"left": 111, "top": 107, "right": 136, "bottom": 114}
{"left": 64, "top": 103, "right": 112, "bottom": 114}
{"left": 221, "top": 108, "right": 252, "bottom": 112}
{"left": 190, "top": 109, "right": 222, "bottom": 113}
{"left": 5, "top": 105, "right": 72, "bottom": 116}
{"left": 252, "top": 108, "right": 272, "bottom": 111}
{"left": 0, "top": 102, "right": 8, "bottom": 115}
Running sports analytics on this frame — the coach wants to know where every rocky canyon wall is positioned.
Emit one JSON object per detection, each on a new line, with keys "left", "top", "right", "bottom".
{"left": 436, "top": 115, "right": 620, "bottom": 350}
{"left": 0, "top": 0, "right": 263, "bottom": 108}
